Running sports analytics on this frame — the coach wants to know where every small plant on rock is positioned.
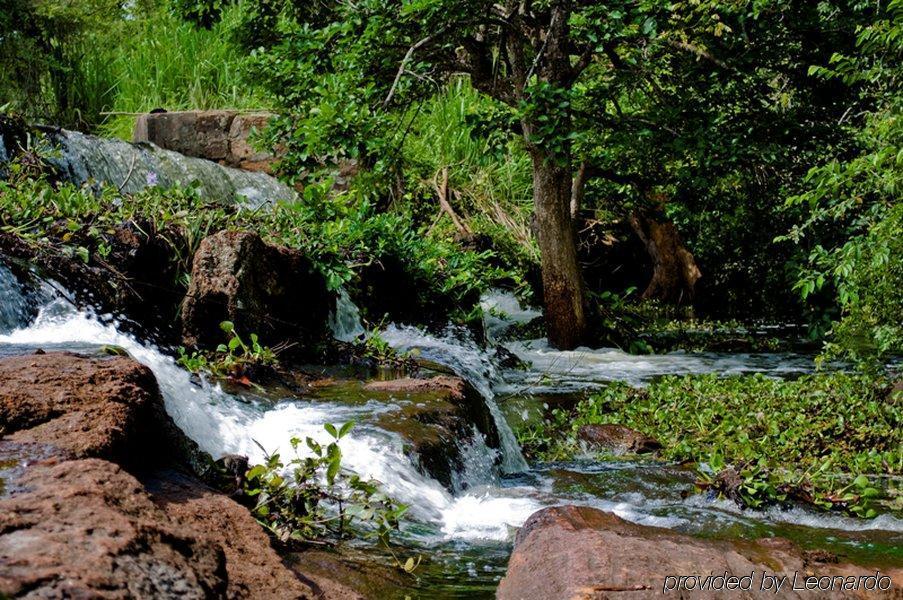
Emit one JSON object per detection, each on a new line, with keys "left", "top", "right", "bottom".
{"left": 177, "top": 320, "right": 282, "bottom": 383}
{"left": 243, "top": 422, "right": 408, "bottom": 547}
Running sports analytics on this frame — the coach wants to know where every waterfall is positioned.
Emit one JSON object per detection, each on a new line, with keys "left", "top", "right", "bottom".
{"left": 379, "top": 324, "right": 530, "bottom": 474}
{"left": 0, "top": 284, "right": 541, "bottom": 542}
{"left": 327, "top": 287, "right": 366, "bottom": 342}
{"left": 2, "top": 127, "right": 295, "bottom": 208}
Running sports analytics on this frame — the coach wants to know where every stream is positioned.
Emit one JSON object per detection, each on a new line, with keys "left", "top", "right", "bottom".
{"left": 0, "top": 264, "right": 900, "bottom": 597}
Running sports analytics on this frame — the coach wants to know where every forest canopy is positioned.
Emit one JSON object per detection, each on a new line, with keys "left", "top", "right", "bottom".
{"left": 1, "top": 0, "right": 900, "bottom": 359}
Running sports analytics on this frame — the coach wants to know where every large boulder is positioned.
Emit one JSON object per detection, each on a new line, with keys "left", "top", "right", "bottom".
{"left": 498, "top": 505, "right": 901, "bottom": 599}
{"left": 363, "top": 376, "right": 500, "bottom": 490}
{"left": 0, "top": 456, "right": 229, "bottom": 599}
{"left": 133, "top": 110, "right": 277, "bottom": 173}
{"left": 181, "top": 230, "right": 332, "bottom": 353}
{"left": 0, "top": 352, "right": 208, "bottom": 471}
{"left": 0, "top": 352, "right": 355, "bottom": 598}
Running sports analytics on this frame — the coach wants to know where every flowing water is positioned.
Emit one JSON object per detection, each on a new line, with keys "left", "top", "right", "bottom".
{"left": 1, "top": 127, "right": 295, "bottom": 207}
{"left": 1, "top": 267, "right": 901, "bottom": 595}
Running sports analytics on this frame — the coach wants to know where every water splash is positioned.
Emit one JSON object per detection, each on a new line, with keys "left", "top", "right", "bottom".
{"left": 328, "top": 287, "right": 366, "bottom": 342}
{"left": 380, "top": 323, "right": 530, "bottom": 474}
{"left": 480, "top": 289, "right": 541, "bottom": 342}
{"left": 6, "top": 128, "right": 296, "bottom": 208}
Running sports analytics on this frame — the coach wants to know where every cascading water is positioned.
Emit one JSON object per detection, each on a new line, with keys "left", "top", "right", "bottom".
{"left": 0, "top": 287, "right": 542, "bottom": 542}
{"left": 380, "top": 324, "right": 530, "bottom": 474}
{"left": 327, "top": 287, "right": 366, "bottom": 343}
{"left": 2, "top": 128, "right": 295, "bottom": 207}
{"left": 0, "top": 274, "right": 900, "bottom": 592}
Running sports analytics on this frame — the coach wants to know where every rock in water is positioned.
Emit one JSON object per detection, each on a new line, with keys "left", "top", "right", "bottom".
{"left": 497, "top": 505, "right": 901, "bottom": 599}
{"left": 364, "top": 376, "right": 501, "bottom": 489}
{"left": 181, "top": 230, "right": 332, "bottom": 353}
{"left": 0, "top": 352, "right": 356, "bottom": 599}
{"left": 577, "top": 423, "right": 661, "bottom": 454}
{"left": 0, "top": 352, "right": 205, "bottom": 469}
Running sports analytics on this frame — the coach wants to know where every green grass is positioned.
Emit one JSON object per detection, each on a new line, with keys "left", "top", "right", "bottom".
{"left": 78, "top": 4, "right": 265, "bottom": 138}
{"left": 517, "top": 373, "right": 902, "bottom": 518}
{"left": 403, "top": 79, "right": 538, "bottom": 273}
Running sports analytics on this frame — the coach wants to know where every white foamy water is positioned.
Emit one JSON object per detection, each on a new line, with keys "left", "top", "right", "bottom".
{"left": 1, "top": 286, "right": 900, "bottom": 549}
{"left": 500, "top": 338, "right": 815, "bottom": 393}
{"left": 0, "top": 297, "right": 541, "bottom": 542}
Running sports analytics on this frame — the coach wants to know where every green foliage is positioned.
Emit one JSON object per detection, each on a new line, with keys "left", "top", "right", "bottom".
{"left": 96, "top": 3, "right": 265, "bottom": 138}
{"left": 0, "top": 0, "right": 262, "bottom": 135}
{"left": 244, "top": 422, "right": 408, "bottom": 546}
{"left": 177, "top": 321, "right": 278, "bottom": 380}
{"left": 0, "top": 170, "right": 517, "bottom": 324}
{"left": 781, "top": 0, "right": 903, "bottom": 363}
{"left": 518, "top": 373, "right": 902, "bottom": 518}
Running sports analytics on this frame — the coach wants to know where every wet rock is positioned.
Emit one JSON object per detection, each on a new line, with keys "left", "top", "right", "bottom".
{"left": 0, "top": 457, "right": 228, "bottom": 599}
{"left": 498, "top": 505, "right": 902, "bottom": 599}
{"left": 0, "top": 352, "right": 354, "bottom": 598}
{"left": 286, "top": 547, "right": 409, "bottom": 600}
{"left": 364, "top": 376, "right": 500, "bottom": 490}
{"left": 0, "top": 352, "right": 211, "bottom": 473}
{"left": 181, "top": 230, "right": 332, "bottom": 354}
{"left": 577, "top": 423, "right": 661, "bottom": 454}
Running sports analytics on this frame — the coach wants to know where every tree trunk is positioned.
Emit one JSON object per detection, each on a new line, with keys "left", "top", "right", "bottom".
{"left": 532, "top": 152, "right": 588, "bottom": 349}
{"left": 628, "top": 207, "right": 701, "bottom": 304}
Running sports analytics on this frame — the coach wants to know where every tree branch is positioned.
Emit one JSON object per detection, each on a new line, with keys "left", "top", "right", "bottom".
{"left": 665, "top": 39, "right": 730, "bottom": 70}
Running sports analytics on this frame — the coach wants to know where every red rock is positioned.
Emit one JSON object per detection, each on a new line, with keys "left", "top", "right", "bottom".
{"left": 498, "top": 505, "right": 902, "bottom": 599}
{"left": 0, "top": 457, "right": 228, "bottom": 599}
{"left": 0, "top": 352, "right": 356, "bottom": 598}
{"left": 0, "top": 352, "right": 172, "bottom": 465}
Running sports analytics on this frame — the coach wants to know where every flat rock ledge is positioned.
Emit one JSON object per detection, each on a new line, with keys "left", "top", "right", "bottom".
{"left": 497, "top": 505, "right": 901, "bottom": 600}
{"left": 0, "top": 352, "right": 357, "bottom": 599}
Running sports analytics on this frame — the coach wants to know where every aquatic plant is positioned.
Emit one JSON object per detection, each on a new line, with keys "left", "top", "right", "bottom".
{"left": 518, "top": 373, "right": 901, "bottom": 518}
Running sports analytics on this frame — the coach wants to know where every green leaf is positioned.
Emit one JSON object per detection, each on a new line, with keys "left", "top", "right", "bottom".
{"left": 338, "top": 421, "right": 355, "bottom": 438}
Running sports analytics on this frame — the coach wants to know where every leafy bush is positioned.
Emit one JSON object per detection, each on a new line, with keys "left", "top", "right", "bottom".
{"left": 781, "top": 1, "right": 902, "bottom": 363}
{"left": 518, "top": 373, "right": 902, "bottom": 517}
{"left": 0, "top": 171, "right": 519, "bottom": 324}
{"left": 177, "top": 321, "right": 279, "bottom": 382}
{"left": 244, "top": 422, "right": 408, "bottom": 546}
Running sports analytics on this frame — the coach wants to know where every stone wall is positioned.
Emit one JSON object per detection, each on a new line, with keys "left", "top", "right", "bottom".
{"left": 133, "top": 110, "right": 276, "bottom": 173}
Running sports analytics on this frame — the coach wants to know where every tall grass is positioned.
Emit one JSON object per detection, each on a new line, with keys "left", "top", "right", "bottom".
{"left": 82, "top": 5, "right": 265, "bottom": 138}
{"left": 403, "top": 79, "right": 537, "bottom": 263}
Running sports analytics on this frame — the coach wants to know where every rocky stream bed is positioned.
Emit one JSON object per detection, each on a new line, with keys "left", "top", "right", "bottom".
{"left": 0, "top": 123, "right": 900, "bottom": 599}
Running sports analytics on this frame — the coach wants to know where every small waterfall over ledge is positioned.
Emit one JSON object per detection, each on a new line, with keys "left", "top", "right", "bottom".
{"left": 1, "top": 126, "right": 295, "bottom": 207}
